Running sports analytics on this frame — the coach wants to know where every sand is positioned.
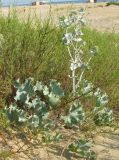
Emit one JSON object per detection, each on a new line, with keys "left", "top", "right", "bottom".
{"left": 0, "top": 3, "right": 119, "bottom": 32}
{"left": 0, "top": 128, "right": 119, "bottom": 160}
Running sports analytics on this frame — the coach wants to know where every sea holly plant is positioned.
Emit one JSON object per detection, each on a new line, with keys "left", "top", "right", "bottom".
{"left": 5, "top": 78, "right": 95, "bottom": 159}
{"left": 5, "top": 78, "right": 64, "bottom": 129}
{"left": 4, "top": 78, "right": 95, "bottom": 159}
{"left": 4, "top": 9, "right": 114, "bottom": 160}
{"left": 59, "top": 9, "right": 97, "bottom": 159}
{"left": 59, "top": 8, "right": 113, "bottom": 159}
{"left": 59, "top": 9, "right": 90, "bottom": 129}
{"left": 59, "top": 8, "right": 113, "bottom": 126}
{"left": 59, "top": 9, "right": 98, "bottom": 96}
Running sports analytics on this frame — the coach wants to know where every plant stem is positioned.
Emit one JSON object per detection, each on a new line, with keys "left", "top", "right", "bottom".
{"left": 72, "top": 69, "right": 76, "bottom": 96}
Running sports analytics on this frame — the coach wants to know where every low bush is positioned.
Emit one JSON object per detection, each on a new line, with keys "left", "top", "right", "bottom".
{"left": 106, "top": 2, "right": 119, "bottom": 6}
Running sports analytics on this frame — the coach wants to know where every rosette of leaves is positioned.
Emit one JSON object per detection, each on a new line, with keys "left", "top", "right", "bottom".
{"left": 5, "top": 78, "right": 64, "bottom": 129}
{"left": 61, "top": 102, "right": 85, "bottom": 128}
{"left": 68, "top": 139, "right": 96, "bottom": 160}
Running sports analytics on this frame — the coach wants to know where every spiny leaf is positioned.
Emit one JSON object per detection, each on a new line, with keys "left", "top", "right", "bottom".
{"left": 48, "top": 92, "right": 61, "bottom": 106}
{"left": 34, "top": 81, "right": 44, "bottom": 92}
{"left": 68, "top": 139, "right": 96, "bottom": 160}
{"left": 28, "top": 115, "right": 39, "bottom": 128}
{"left": 62, "top": 102, "right": 85, "bottom": 127}
{"left": 22, "top": 78, "right": 34, "bottom": 96}
{"left": 14, "top": 90, "right": 27, "bottom": 103}
{"left": 50, "top": 80, "right": 64, "bottom": 97}
{"left": 43, "top": 85, "right": 49, "bottom": 96}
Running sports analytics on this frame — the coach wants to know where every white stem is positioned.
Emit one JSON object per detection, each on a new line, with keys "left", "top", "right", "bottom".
{"left": 79, "top": 70, "right": 85, "bottom": 82}
{"left": 76, "top": 56, "right": 93, "bottom": 88}
{"left": 76, "top": 69, "right": 85, "bottom": 90}
{"left": 72, "top": 69, "right": 76, "bottom": 96}
{"left": 73, "top": 42, "right": 82, "bottom": 63}
{"left": 67, "top": 46, "right": 74, "bottom": 61}
{"left": 66, "top": 28, "right": 76, "bottom": 96}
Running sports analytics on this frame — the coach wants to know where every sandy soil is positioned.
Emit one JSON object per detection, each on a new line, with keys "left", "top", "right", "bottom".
{"left": 0, "top": 3, "right": 119, "bottom": 32}
{"left": 0, "top": 128, "right": 119, "bottom": 160}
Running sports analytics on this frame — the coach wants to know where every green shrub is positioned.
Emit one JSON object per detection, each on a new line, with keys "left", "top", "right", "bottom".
{"left": 106, "top": 2, "right": 119, "bottom": 6}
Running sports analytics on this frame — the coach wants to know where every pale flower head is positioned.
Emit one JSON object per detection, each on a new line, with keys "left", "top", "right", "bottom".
{"left": 70, "top": 62, "right": 78, "bottom": 71}
{"left": 63, "top": 33, "right": 73, "bottom": 45}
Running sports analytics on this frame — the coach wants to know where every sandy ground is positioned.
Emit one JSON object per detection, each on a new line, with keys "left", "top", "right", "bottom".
{"left": 0, "top": 128, "right": 119, "bottom": 160}
{"left": 0, "top": 3, "right": 119, "bottom": 32}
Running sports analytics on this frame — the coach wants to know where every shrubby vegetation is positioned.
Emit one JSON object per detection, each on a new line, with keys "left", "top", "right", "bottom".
{"left": 0, "top": 7, "right": 118, "bottom": 160}
{"left": 106, "top": 2, "right": 119, "bottom": 6}
{"left": 0, "top": 9, "right": 118, "bottom": 109}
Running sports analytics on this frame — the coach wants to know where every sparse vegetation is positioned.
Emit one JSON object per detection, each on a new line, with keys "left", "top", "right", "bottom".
{"left": 106, "top": 2, "right": 119, "bottom": 6}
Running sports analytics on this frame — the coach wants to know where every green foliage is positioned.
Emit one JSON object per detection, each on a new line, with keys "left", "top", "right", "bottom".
{"left": 83, "top": 28, "right": 119, "bottom": 108}
{"left": 42, "top": 133, "right": 63, "bottom": 144}
{"left": 93, "top": 88, "right": 114, "bottom": 126}
{"left": 60, "top": 9, "right": 114, "bottom": 128}
{"left": 62, "top": 102, "right": 85, "bottom": 127}
{"left": 93, "top": 105, "right": 114, "bottom": 126}
{"left": 0, "top": 11, "right": 66, "bottom": 82}
{"left": 106, "top": 2, "right": 119, "bottom": 6}
{"left": 4, "top": 77, "right": 97, "bottom": 159}
{"left": 0, "top": 11, "right": 119, "bottom": 108}
{"left": 0, "top": 151, "right": 12, "bottom": 159}
{"left": 0, "top": 109, "right": 9, "bottom": 131}
{"left": 68, "top": 139, "right": 96, "bottom": 160}
{"left": 5, "top": 78, "right": 64, "bottom": 129}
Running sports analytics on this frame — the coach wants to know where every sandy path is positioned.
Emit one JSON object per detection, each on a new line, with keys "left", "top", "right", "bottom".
{"left": 0, "top": 3, "right": 119, "bottom": 32}
{"left": 94, "top": 130, "right": 119, "bottom": 160}
{"left": 86, "top": 5, "right": 119, "bottom": 33}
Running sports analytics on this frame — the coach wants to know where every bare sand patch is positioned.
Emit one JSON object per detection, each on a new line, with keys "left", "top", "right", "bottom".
{"left": 0, "top": 128, "right": 119, "bottom": 160}
{"left": 0, "top": 3, "right": 119, "bottom": 32}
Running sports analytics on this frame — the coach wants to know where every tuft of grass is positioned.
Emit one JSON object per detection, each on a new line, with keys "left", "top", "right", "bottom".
{"left": 0, "top": 151, "right": 13, "bottom": 159}
{"left": 0, "top": 109, "right": 9, "bottom": 132}
{"left": 83, "top": 28, "right": 119, "bottom": 108}
{"left": 106, "top": 2, "right": 119, "bottom": 6}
